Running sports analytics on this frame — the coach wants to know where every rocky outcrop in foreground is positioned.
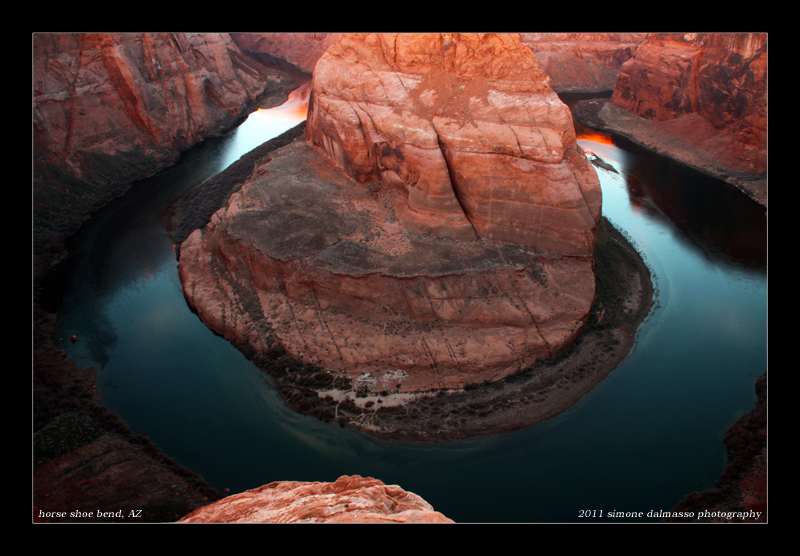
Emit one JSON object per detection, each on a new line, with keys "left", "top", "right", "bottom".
{"left": 179, "top": 33, "right": 602, "bottom": 398}
{"left": 521, "top": 33, "right": 646, "bottom": 93}
{"left": 179, "top": 475, "right": 453, "bottom": 523}
{"left": 596, "top": 33, "right": 767, "bottom": 205}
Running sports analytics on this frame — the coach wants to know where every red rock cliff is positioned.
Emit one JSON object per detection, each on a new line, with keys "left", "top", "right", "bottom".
{"left": 230, "top": 32, "right": 340, "bottom": 73}
{"left": 32, "top": 32, "right": 293, "bottom": 265}
{"left": 307, "top": 33, "right": 601, "bottom": 256}
{"left": 600, "top": 32, "right": 767, "bottom": 203}
{"left": 521, "top": 33, "right": 646, "bottom": 93}
{"left": 178, "top": 33, "right": 601, "bottom": 398}
{"left": 34, "top": 33, "right": 282, "bottom": 186}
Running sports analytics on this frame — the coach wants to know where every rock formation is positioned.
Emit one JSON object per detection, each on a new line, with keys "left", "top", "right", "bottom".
{"left": 178, "top": 32, "right": 601, "bottom": 398}
{"left": 306, "top": 33, "right": 602, "bottom": 255}
{"left": 596, "top": 33, "right": 767, "bottom": 204}
{"left": 521, "top": 33, "right": 646, "bottom": 93}
{"left": 230, "top": 32, "right": 340, "bottom": 74}
{"left": 178, "top": 475, "right": 454, "bottom": 523}
{"left": 33, "top": 32, "right": 293, "bottom": 266}
{"left": 34, "top": 33, "right": 282, "bottom": 186}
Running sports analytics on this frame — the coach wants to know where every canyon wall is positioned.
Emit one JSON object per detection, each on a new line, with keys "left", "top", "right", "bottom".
{"left": 33, "top": 32, "right": 292, "bottom": 265}
{"left": 229, "top": 32, "right": 645, "bottom": 94}
{"left": 230, "top": 32, "right": 340, "bottom": 73}
{"left": 179, "top": 33, "right": 601, "bottom": 397}
{"left": 178, "top": 475, "right": 454, "bottom": 523}
{"left": 598, "top": 32, "right": 767, "bottom": 204}
{"left": 521, "top": 33, "right": 646, "bottom": 93}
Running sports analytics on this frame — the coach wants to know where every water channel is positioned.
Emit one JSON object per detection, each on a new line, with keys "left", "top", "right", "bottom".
{"left": 47, "top": 89, "right": 767, "bottom": 523}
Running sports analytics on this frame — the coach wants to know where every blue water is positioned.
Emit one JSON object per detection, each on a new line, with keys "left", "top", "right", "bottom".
{"left": 49, "top": 93, "right": 767, "bottom": 523}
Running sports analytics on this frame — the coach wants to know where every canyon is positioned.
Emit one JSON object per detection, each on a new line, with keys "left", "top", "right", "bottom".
{"left": 178, "top": 33, "right": 607, "bottom": 413}
{"left": 33, "top": 32, "right": 766, "bottom": 523}
{"left": 33, "top": 32, "right": 299, "bottom": 523}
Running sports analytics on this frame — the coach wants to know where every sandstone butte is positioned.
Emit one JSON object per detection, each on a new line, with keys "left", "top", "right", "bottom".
{"left": 600, "top": 32, "right": 767, "bottom": 205}
{"left": 178, "top": 32, "right": 602, "bottom": 396}
{"left": 178, "top": 475, "right": 454, "bottom": 523}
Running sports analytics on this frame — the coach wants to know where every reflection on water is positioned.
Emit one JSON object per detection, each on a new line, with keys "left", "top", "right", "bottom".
{"left": 50, "top": 86, "right": 309, "bottom": 370}
{"left": 47, "top": 90, "right": 766, "bottom": 523}
{"left": 581, "top": 133, "right": 766, "bottom": 273}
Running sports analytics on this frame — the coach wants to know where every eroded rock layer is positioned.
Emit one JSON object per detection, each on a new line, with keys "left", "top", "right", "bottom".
{"left": 306, "top": 33, "right": 602, "bottom": 257}
{"left": 602, "top": 33, "right": 767, "bottom": 202}
{"left": 179, "top": 139, "right": 596, "bottom": 393}
{"left": 178, "top": 475, "right": 453, "bottom": 523}
{"left": 230, "top": 32, "right": 340, "bottom": 73}
{"left": 179, "top": 33, "right": 601, "bottom": 395}
{"left": 521, "top": 33, "right": 646, "bottom": 93}
{"left": 34, "top": 33, "right": 280, "bottom": 185}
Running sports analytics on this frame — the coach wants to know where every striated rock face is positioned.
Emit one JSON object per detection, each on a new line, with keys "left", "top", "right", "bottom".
{"left": 33, "top": 33, "right": 280, "bottom": 186}
{"left": 306, "top": 33, "right": 602, "bottom": 256}
{"left": 179, "top": 33, "right": 600, "bottom": 396}
{"left": 178, "top": 475, "right": 453, "bottom": 523}
{"left": 230, "top": 32, "right": 340, "bottom": 73}
{"left": 521, "top": 33, "right": 646, "bottom": 93}
{"left": 611, "top": 33, "right": 767, "bottom": 128}
{"left": 603, "top": 33, "right": 767, "bottom": 201}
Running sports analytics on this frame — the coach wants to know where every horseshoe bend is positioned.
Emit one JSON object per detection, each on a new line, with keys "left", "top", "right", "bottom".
{"left": 177, "top": 33, "right": 653, "bottom": 440}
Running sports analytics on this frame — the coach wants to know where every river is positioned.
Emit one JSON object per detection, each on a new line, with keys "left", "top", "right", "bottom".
{"left": 47, "top": 89, "right": 767, "bottom": 523}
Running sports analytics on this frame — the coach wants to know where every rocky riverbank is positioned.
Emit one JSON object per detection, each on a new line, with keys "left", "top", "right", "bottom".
{"left": 575, "top": 98, "right": 766, "bottom": 207}
{"left": 300, "top": 216, "right": 654, "bottom": 442}
{"left": 665, "top": 374, "right": 767, "bottom": 523}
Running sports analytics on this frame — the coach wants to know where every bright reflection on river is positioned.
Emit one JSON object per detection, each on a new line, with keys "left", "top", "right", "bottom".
{"left": 216, "top": 83, "right": 309, "bottom": 171}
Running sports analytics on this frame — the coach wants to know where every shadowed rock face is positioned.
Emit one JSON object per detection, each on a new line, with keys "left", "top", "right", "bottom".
{"left": 33, "top": 33, "right": 280, "bottom": 186}
{"left": 178, "top": 33, "right": 601, "bottom": 395}
{"left": 609, "top": 33, "right": 767, "bottom": 177}
{"left": 230, "top": 32, "right": 340, "bottom": 73}
{"left": 521, "top": 33, "right": 647, "bottom": 93}
{"left": 178, "top": 475, "right": 454, "bottom": 523}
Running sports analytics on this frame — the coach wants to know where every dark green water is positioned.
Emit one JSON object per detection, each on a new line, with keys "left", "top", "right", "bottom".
{"left": 48, "top": 92, "right": 767, "bottom": 523}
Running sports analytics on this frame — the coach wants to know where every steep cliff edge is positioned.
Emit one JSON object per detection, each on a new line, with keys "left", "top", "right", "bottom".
{"left": 521, "top": 33, "right": 646, "bottom": 93}
{"left": 306, "top": 33, "right": 602, "bottom": 254}
{"left": 33, "top": 32, "right": 293, "bottom": 271}
{"left": 583, "top": 33, "right": 767, "bottom": 205}
{"left": 175, "top": 34, "right": 656, "bottom": 440}
{"left": 178, "top": 475, "right": 453, "bottom": 523}
{"left": 230, "top": 32, "right": 340, "bottom": 74}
